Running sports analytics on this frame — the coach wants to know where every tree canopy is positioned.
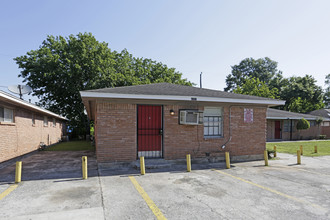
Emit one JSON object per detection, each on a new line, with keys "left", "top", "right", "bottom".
{"left": 226, "top": 57, "right": 324, "bottom": 113}
{"left": 14, "top": 33, "right": 192, "bottom": 135}
{"left": 224, "top": 57, "right": 283, "bottom": 92}
{"left": 280, "top": 75, "right": 324, "bottom": 113}
{"left": 233, "top": 77, "right": 279, "bottom": 99}
{"left": 324, "top": 73, "right": 330, "bottom": 107}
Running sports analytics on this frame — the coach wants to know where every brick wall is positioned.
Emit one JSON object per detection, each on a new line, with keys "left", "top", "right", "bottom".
{"left": 0, "top": 107, "right": 66, "bottom": 163}
{"left": 267, "top": 119, "right": 320, "bottom": 141}
{"left": 229, "top": 106, "right": 266, "bottom": 157}
{"left": 95, "top": 102, "right": 267, "bottom": 162}
{"left": 164, "top": 105, "right": 266, "bottom": 160}
{"left": 95, "top": 102, "right": 136, "bottom": 162}
{"left": 321, "top": 126, "right": 330, "bottom": 138}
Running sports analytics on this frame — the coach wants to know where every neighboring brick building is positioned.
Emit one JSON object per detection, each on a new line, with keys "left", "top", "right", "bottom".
{"left": 0, "top": 91, "right": 67, "bottom": 163}
{"left": 266, "top": 108, "right": 330, "bottom": 141}
{"left": 308, "top": 109, "right": 330, "bottom": 139}
{"left": 80, "top": 83, "right": 284, "bottom": 163}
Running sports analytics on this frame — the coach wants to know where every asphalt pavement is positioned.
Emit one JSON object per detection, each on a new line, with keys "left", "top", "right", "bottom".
{"left": 0, "top": 151, "right": 330, "bottom": 220}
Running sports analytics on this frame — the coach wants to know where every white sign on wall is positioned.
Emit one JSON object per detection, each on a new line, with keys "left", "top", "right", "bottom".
{"left": 244, "top": 108, "right": 253, "bottom": 123}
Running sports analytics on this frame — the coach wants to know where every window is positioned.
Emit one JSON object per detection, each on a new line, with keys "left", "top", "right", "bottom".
{"left": 44, "top": 116, "right": 48, "bottom": 126}
{"left": 204, "top": 107, "right": 222, "bottom": 137}
{"left": 32, "top": 114, "right": 36, "bottom": 125}
{"left": 283, "top": 120, "right": 295, "bottom": 132}
{"left": 309, "top": 121, "right": 316, "bottom": 127}
{"left": 322, "top": 121, "right": 330, "bottom": 126}
{"left": 53, "top": 118, "right": 56, "bottom": 127}
{"left": 0, "top": 107, "right": 14, "bottom": 123}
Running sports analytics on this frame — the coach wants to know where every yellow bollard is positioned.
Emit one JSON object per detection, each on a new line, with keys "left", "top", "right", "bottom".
{"left": 186, "top": 154, "right": 191, "bottom": 172}
{"left": 140, "top": 156, "right": 145, "bottom": 175}
{"left": 264, "top": 150, "right": 268, "bottom": 166}
{"left": 225, "top": 152, "right": 230, "bottom": 169}
{"left": 82, "top": 156, "right": 88, "bottom": 179}
{"left": 15, "top": 161, "right": 22, "bottom": 183}
{"left": 300, "top": 145, "right": 303, "bottom": 155}
{"left": 314, "top": 145, "right": 318, "bottom": 153}
{"left": 274, "top": 146, "right": 277, "bottom": 158}
{"left": 297, "top": 150, "right": 301, "bottom": 165}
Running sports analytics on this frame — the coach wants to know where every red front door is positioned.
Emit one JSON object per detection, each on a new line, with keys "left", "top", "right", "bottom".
{"left": 275, "top": 121, "right": 281, "bottom": 139}
{"left": 137, "top": 105, "right": 162, "bottom": 158}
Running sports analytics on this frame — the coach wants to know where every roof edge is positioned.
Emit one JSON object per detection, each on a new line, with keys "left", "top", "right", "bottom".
{"left": 0, "top": 92, "right": 67, "bottom": 120}
{"left": 80, "top": 91, "right": 285, "bottom": 106}
{"left": 267, "top": 117, "right": 318, "bottom": 120}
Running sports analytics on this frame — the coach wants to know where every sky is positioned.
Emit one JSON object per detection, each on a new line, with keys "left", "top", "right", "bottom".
{"left": 1, "top": 0, "right": 330, "bottom": 101}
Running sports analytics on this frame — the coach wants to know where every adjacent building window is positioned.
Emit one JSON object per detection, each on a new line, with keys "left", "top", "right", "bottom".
{"left": 322, "top": 121, "right": 330, "bottom": 126}
{"left": 309, "top": 121, "right": 316, "bottom": 127}
{"left": 204, "top": 107, "right": 223, "bottom": 137}
{"left": 32, "top": 114, "right": 36, "bottom": 125}
{"left": 0, "top": 106, "right": 14, "bottom": 123}
{"left": 283, "top": 120, "right": 295, "bottom": 132}
{"left": 53, "top": 118, "right": 56, "bottom": 127}
{"left": 43, "top": 116, "right": 48, "bottom": 126}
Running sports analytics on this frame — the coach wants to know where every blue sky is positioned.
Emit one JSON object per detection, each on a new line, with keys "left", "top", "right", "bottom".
{"left": 1, "top": 0, "right": 330, "bottom": 100}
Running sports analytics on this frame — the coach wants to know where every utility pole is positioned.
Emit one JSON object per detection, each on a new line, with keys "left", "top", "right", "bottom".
{"left": 200, "top": 72, "right": 202, "bottom": 88}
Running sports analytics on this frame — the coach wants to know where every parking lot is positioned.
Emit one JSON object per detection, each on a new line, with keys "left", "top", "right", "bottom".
{"left": 0, "top": 152, "right": 330, "bottom": 220}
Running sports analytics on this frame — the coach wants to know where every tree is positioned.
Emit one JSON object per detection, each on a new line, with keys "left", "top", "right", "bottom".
{"left": 324, "top": 74, "right": 330, "bottom": 107}
{"left": 296, "top": 118, "right": 310, "bottom": 130}
{"left": 233, "top": 77, "right": 279, "bottom": 99}
{"left": 316, "top": 117, "right": 323, "bottom": 137}
{"left": 227, "top": 57, "right": 324, "bottom": 113}
{"left": 14, "top": 33, "right": 192, "bottom": 136}
{"left": 280, "top": 75, "right": 324, "bottom": 113}
{"left": 224, "top": 57, "right": 283, "bottom": 92}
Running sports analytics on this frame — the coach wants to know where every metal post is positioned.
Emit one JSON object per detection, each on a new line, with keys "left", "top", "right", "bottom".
{"left": 264, "top": 150, "right": 268, "bottom": 166}
{"left": 297, "top": 150, "right": 301, "bottom": 164}
{"left": 225, "top": 152, "right": 230, "bottom": 169}
{"left": 140, "top": 156, "right": 145, "bottom": 175}
{"left": 15, "top": 161, "right": 22, "bottom": 183}
{"left": 274, "top": 146, "right": 277, "bottom": 157}
{"left": 82, "top": 156, "right": 88, "bottom": 179}
{"left": 186, "top": 154, "right": 191, "bottom": 172}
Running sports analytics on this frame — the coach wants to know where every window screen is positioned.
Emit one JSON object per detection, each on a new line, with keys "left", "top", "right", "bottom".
{"left": 204, "top": 107, "right": 222, "bottom": 137}
{"left": 44, "top": 116, "right": 48, "bottom": 126}
{"left": 0, "top": 107, "right": 13, "bottom": 123}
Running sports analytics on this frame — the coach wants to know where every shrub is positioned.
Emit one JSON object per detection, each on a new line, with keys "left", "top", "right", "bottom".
{"left": 319, "top": 135, "right": 326, "bottom": 139}
{"left": 297, "top": 118, "right": 310, "bottom": 130}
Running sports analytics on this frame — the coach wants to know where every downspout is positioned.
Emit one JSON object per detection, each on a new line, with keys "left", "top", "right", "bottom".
{"left": 221, "top": 105, "right": 233, "bottom": 149}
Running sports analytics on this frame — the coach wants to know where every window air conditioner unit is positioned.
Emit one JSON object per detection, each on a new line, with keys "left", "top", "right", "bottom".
{"left": 179, "top": 110, "right": 203, "bottom": 125}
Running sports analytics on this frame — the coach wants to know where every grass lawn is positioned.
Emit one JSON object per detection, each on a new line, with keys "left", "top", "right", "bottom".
{"left": 266, "top": 140, "right": 330, "bottom": 157}
{"left": 45, "top": 141, "right": 94, "bottom": 151}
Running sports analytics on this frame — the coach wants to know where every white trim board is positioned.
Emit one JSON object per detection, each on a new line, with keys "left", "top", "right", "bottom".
{"left": 80, "top": 92, "right": 285, "bottom": 106}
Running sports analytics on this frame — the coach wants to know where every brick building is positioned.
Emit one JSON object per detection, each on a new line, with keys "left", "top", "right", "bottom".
{"left": 80, "top": 83, "right": 284, "bottom": 163}
{"left": 0, "top": 91, "right": 67, "bottom": 163}
{"left": 308, "top": 108, "right": 330, "bottom": 139}
{"left": 266, "top": 108, "right": 327, "bottom": 141}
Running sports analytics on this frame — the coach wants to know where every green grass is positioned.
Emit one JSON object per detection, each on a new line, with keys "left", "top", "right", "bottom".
{"left": 266, "top": 140, "right": 330, "bottom": 157}
{"left": 45, "top": 141, "right": 94, "bottom": 151}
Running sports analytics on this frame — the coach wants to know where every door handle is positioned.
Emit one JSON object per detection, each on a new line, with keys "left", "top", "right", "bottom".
{"left": 159, "top": 129, "right": 163, "bottom": 135}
